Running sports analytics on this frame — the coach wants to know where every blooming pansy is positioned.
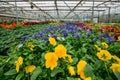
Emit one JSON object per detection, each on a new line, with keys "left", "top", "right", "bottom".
{"left": 107, "top": 37, "right": 114, "bottom": 43}
{"left": 97, "top": 50, "right": 112, "bottom": 61}
{"left": 68, "top": 66, "right": 76, "bottom": 76}
{"left": 48, "top": 37, "right": 56, "bottom": 46}
{"left": 22, "top": 36, "right": 28, "bottom": 42}
{"left": 55, "top": 44, "right": 67, "bottom": 58}
{"left": 64, "top": 54, "right": 73, "bottom": 63}
{"left": 77, "top": 60, "right": 87, "bottom": 79}
{"left": 25, "top": 65, "right": 36, "bottom": 73}
{"left": 110, "top": 63, "right": 120, "bottom": 72}
{"left": 27, "top": 42, "right": 35, "bottom": 51}
{"left": 118, "top": 36, "right": 120, "bottom": 41}
{"left": 102, "top": 42, "right": 108, "bottom": 48}
{"left": 45, "top": 52, "right": 58, "bottom": 70}
{"left": 15, "top": 57, "right": 23, "bottom": 72}
{"left": 112, "top": 55, "right": 120, "bottom": 63}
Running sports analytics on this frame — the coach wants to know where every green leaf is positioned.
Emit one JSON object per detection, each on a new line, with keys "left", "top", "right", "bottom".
{"left": 96, "top": 41, "right": 101, "bottom": 46}
{"left": 94, "top": 60, "right": 102, "bottom": 70}
{"left": 82, "top": 43, "right": 87, "bottom": 47}
{"left": 67, "top": 77, "right": 78, "bottom": 80}
{"left": 23, "top": 52, "right": 29, "bottom": 56}
{"left": 114, "top": 71, "right": 120, "bottom": 80}
{"left": 38, "top": 45, "right": 44, "bottom": 50}
{"left": 15, "top": 73, "right": 24, "bottom": 80}
{"left": 4, "top": 69, "right": 17, "bottom": 75}
{"left": 67, "top": 77, "right": 74, "bottom": 80}
{"left": 0, "top": 67, "right": 4, "bottom": 77}
{"left": 81, "top": 47, "right": 87, "bottom": 53}
{"left": 31, "top": 66, "right": 42, "bottom": 80}
{"left": 84, "top": 64, "right": 93, "bottom": 78}
{"left": 72, "top": 58, "right": 78, "bottom": 65}
{"left": 28, "top": 54, "right": 34, "bottom": 60}
{"left": 51, "top": 68, "right": 62, "bottom": 77}
{"left": 66, "top": 42, "right": 72, "bottom": 50}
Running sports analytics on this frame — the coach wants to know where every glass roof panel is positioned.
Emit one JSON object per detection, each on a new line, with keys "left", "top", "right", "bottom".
{"left": 0, "top": 0, "right": 120, "bottom": 21}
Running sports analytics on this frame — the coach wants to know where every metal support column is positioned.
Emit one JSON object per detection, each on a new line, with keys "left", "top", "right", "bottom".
{"left": 92, "top": 0, "right": 94, "bottom": 22}
{"left": 87, "top": 14, "right": 89, "bottom": 21}
{"left": 44, "top": 16, "right": 46, "bottom": 21}
{"left": 102, "top": 11, "right": 104, "bottom": 23}
{"left": 15, "top": 0, "right": 18, "bottom": 22}
{"left": 108, "top": 7, "right": 111, "bottom": 23}
{"left": 55, "top": 0, "right": 59, "bottom": 21}
{"left": 98, "top": 11, "right": 100, "bottom": 23}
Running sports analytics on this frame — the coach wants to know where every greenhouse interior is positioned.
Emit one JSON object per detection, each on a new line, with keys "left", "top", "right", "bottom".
{"left": 0, "top": 0, "right": 120, "bottom": 80}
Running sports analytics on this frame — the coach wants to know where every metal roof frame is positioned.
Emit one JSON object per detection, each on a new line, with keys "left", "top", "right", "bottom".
{"left": 0, "top": 0, "right": 120, "bottom": 21}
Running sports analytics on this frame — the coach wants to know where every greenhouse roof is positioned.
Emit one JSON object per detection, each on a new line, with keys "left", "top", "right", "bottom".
{"left": 0, "top": 0, "right": 120, "bottom": 21}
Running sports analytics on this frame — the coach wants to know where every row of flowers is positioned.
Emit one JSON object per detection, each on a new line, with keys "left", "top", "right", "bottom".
{"left": 22, "top": 23, "right": 120, "bottom": 43}
{"left": 0, "top": 21, "right": 17, "bottom": 29}
{"left": 72, "top": 22, "right": 120, "bottom": 40}
{"left": 0, "top": 21, "right": 64, "bottom": 29}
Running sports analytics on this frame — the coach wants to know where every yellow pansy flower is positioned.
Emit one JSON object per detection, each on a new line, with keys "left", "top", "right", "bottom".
{"left": 64, "top": 54, "right": 73, "bottom": 63}
{"left": 49, "top": 37, "right": 56, "bottom": 46}
{"left": 110, "top": 63, "right": 120, "bottom": 72}
{"left": 84, "top": 77, "right": 92, "bottom": 80}
{"left": 55, "top": 44, "right": 67, "bottom": 58}
{"left": 112, "top": 55, "right": 120, "bottom": 63}
{"left": 118, "top": 36, "right": 120, "bottom": 41}
{"left": 97, "top": 47, "right": 101, "bottom": 51}
{"left": 78, "top": 78, "right": 81, "bottom": 80}
{"left": 15, "top": 57, "right": 23, "bottom": 72}
{"left": 15, "top": 61, "right": 20, "bottom": 72}
{"left": 45, "top": 52, "right": 58, "bottom": 70}
{"left": 27, "top": 42, "right": 35, "bottom": 51}
{"left": 97, "top": 50, "right": 112, "bottom": 61}
{"left": 17, "top": 57, "right": 23, "bottom": 65}
{"left": 94, "top": 45, "right": 101, "bottom": 51}
{"left": 77, "top": 60, "right": 87, "bottom": 79}
{"left": 102, "top": 42, "right": 108, "bottom": 48}
{"left": 25, "top": 65, "right": 36, "bottom": 73}
{"left": 68, "top": 66, "right": 76, "bottom": 76}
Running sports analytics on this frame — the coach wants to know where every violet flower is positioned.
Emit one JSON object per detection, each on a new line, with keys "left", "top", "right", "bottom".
{"left": 22, "top": 36, "right": 28, "bottom": 42}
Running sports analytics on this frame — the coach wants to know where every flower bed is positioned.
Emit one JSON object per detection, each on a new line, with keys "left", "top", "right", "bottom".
{"left": 0, "top": 23, "right": 120, "bottom": 80}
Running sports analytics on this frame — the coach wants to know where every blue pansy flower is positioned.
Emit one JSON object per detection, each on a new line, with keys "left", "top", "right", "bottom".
{"left": 52, "top": 34, "right": 57, "bottom": 38}
{"left": 44, "top": 37, "right": 48, "bottom": 41}
{"left": 69, "top": 29, "right": 76, "bottom": 34}
{"left": 107, "top": 37, "right": 115, "bottom": 43}
{"left": 32, "top": 33, "right": 37, "bottom": 39}
{"left": 99, "top": 33, "right": 107, "bottom": 37}
{"left": 38, "top": 32, "right": 44, "bottom": 38}
{"left": 22, "top": 36, "right": 28, "bottom": 42}
{"left": 62, "top": 30, "right": 68, "bottom": 38}
{"left": 87, "top": 30, "right": 92, "bottom": 36}
{"left": 74, "top": 33, "right": 81, "bottom": 39}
